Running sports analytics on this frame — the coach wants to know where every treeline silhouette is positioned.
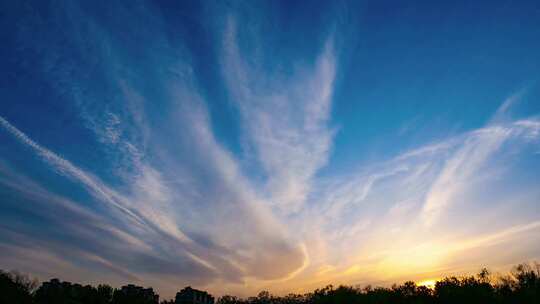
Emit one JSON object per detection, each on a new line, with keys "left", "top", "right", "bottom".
{"left": 1, "top": 263, "right": 539, "bottom": 304}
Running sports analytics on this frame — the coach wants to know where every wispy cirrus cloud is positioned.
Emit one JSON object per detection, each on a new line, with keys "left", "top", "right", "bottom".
{"left": 0, "top": 2, "right": 312, "bottom": 296}
{"left": 222, "top": 16, "right": 337, "bottom": 214}
{"left": 421, "top": 90, "right": 540, "bottom": 226}
{"left": 2, "top": 0, "right": 540, "bottom": 299}
{"left": 421, "top": 120, "right": 540, "bottom": 226}
{"left": 261, "top": 92, "right": 540, "bottom": 293}
{"left": 0, "top": 115, "right": 147, "bottom": 228}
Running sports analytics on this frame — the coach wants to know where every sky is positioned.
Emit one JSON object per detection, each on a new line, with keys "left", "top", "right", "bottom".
{"left": 1, "top": 0, "right": 540, "bottom": 299}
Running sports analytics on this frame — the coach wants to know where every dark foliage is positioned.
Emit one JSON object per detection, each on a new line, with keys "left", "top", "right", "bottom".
{"left": 215, "top": 263, "right": 540, "bottom": 304}
{"left": 0, "top": 263, "right": 539, "bottom": 303}
{"left": 0, "top": 270, "right": 37, "bottom": 304}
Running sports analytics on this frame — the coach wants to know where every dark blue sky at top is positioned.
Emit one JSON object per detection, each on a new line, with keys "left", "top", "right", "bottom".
{"left": 2, "top": 0, "right": 540, "bottom": 176}
{"left": 330, "top": 0, "right": 540, "bottom": 173}
{"left": 1, "top": 0, "right": 540, "bottom": 297}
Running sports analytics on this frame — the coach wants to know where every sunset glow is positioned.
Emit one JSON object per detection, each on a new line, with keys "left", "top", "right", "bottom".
{"left": 417, "top": 280, "right": 437, "bottom": 289}
{"left": 1, "top": 0, "right": 540, "bottom": 300}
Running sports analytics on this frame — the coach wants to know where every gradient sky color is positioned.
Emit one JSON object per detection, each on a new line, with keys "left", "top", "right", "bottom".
{"left": 1, "top": 0, "right": 540, "bottom": 299}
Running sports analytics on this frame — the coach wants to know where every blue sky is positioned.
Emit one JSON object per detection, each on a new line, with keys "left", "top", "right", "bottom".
{"left": 1, "top": 0, "right": 540, "bottom": 298}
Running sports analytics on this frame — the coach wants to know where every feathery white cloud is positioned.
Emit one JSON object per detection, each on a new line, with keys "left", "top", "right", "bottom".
{"left": 222, "top": 18, "right": 337, "bottom": 214}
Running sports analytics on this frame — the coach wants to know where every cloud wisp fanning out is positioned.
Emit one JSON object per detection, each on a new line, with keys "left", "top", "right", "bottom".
{"left": 1, "top": 0, "right": 540, "bottom": 299}
{"left": 287, "top": 111, "right": 540, "bottom": 291}
{"left": 0, "top": 2, "right": 316, "bottom": 297}
{"left": 222, "top": 17, "right": 337, "bottom": 214}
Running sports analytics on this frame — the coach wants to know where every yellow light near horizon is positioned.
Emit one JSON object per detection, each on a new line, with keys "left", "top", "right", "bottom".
{"left": 417, "top": 279, "right": 436, "bottom": 289}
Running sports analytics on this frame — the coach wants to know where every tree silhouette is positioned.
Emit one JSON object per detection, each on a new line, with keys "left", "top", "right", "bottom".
{"left": 1, "top": 262, "right": 540, "bottom": 303}
{"left": 0, "top": 270, "right": 36, "bottom": 304}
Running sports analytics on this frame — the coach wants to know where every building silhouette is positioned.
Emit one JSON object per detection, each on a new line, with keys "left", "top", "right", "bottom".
{"left": 114, "top": 284, "right": 159, "bottom": 304}
{"left": 175, "top": 286, "right": 214, "bottom": 304}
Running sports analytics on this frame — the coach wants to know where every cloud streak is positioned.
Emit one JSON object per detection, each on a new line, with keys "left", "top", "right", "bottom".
{"left": 0, "top": 2, "right": 311, "bottom": 296}
{"left": 222, "top": 17, "right": 337, "bottom": 214}
{"left": 0, "top": 115, "right": 147, "bottom": 228}
{"left": 1, "top": 1, "right": 540, "bottom": 299}
{"left": 422, "top": 119, "right": 540, "bottom": 225}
